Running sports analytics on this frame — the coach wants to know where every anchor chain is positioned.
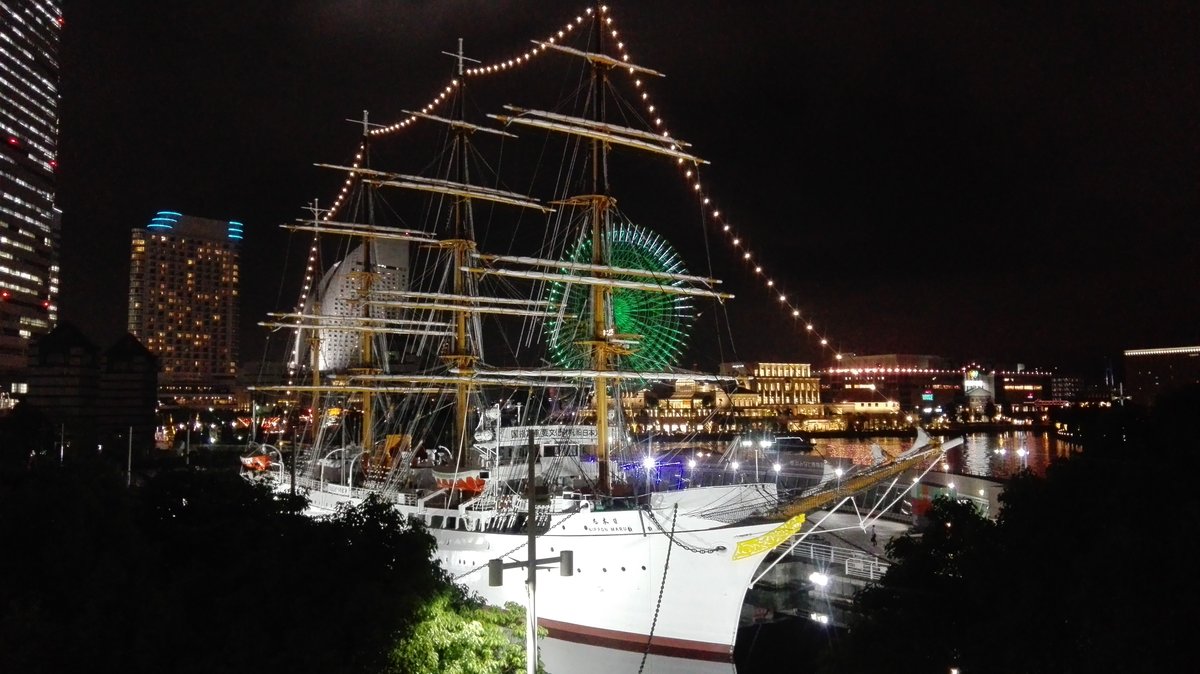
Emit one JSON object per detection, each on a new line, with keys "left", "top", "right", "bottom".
{"left": 643, "top": 506, "right": 726, "bottom": 554}
{"left": 639, "top": 504, "right": 677, "bottom": 674}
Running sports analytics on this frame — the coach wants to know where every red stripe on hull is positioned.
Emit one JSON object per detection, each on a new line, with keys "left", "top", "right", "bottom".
{"left": 538, "top": 617, "right": 733, "bottom": 662}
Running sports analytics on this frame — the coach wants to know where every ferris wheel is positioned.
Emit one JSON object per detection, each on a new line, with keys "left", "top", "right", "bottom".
{"left": 544, "top": 219, "right": 695, "bottom": 372}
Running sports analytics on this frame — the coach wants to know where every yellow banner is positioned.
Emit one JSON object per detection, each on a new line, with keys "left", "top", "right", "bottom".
{"left": 732, "top": 513, "right": 806, "bottom": 560}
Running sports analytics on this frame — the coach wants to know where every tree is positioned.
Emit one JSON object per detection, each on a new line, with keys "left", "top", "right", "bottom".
{"left": 0, "top": 465, "right": 528, "bottom": 674}
{"left": 389, "top": 591, "right": 543, "bottom": 674}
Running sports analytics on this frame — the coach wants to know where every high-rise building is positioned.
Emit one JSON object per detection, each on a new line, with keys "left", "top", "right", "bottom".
{"left": 1123, "top": 345, "right": 1200, "bottom": 407}
{"left": 0, "top": 0, "right": 62, "bottom": 390}
{"left": 128, "top": 212, "right": 241, "bottom": 405}
{"left": 291, "top": 240, "right": 410, "bottom": 373}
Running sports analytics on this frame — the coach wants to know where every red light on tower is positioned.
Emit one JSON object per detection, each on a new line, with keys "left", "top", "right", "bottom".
{"left": 6, "top": 137, "right": 17, "bottom": 146}
{"left": 1, "top": 291, "right": 10, "bottom": 301}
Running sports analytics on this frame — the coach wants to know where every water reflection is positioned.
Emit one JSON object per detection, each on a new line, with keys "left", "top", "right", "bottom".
{"left": 646, "top": 431, "right": 1080, "bottom": 481}
{"left": 946, "top": 430, "right": 1080, "bottom": 478}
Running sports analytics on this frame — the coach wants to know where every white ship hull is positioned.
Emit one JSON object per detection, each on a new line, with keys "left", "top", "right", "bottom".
{"left": 294, "top": 481, "right": 797, "bottom": 659}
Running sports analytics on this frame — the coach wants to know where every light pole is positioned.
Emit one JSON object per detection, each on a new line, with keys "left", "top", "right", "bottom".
{"left": 834, "top": 467, "right": 844, "bottom": 493}
{"left": 487, "top": 431, "right": 575, "bottom": 674}
{"left": 349, "top": 449, "right": 367, "bottom": 492}
{"left": 1017, "top": 446, "right": 1028, "bottom": 471}
{"left": 319, "top": 447, "right": 350, "bottom": 488}
{"left": 757, "top": 438, "right": 772, "bottom": 481}
{"left": 642, "top": 454, "right": 655, "bottom": 500}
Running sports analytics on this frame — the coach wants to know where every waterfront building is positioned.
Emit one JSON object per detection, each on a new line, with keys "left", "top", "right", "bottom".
{"left": 24, "top": 322, "right": 96, "bottom": 454}
{"left": 127, "top": 212, "right": 241, "bottom": 406}
{"left": 1123, "top": 345, "right": 1200, "bottom": 406}
{"left": 0, "top": 0, "right": 62, "bottom": 391}
{"left": 826, "top": 355, "right": 1056, "bottom": 424}
{"left": 95, "top": 334, "right": 158, "bottom": 454}
{"left": 24, "top": 323, "right": 157, "bottom": 456}
{"left": 616, "top": 363, "right": 824, "bottom": 436}
{"left": 719, "top": 362, "right": 822, "bottom": 416}
{"left": 621, "top": 379, "right": 734, "bottom": 435}
{"left": 825, "top": 354, "right": 959, "bottom": 421}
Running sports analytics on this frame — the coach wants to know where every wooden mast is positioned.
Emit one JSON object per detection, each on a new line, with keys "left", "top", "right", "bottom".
{"left": 351, "top": 112, "right": 376, "bottom": 455}
{"left": 440, "top": 38, "right": 481, "bottom": 470}
{"left": 589, "top": 8, "right": 612, "bottom": 496}
{"left": 302, "top": 199, "right": 328, "bottom": 444}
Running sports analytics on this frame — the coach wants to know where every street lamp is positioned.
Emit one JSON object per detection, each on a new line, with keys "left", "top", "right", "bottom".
{"left": 834, "top": 466, "right": 844, "bottom": 492}
{"left": 349, "top": 449, "right": 367, "bottom": 492}
{"left": 642, "top": 454, "right": 655, "bottom": 498}
{"left": 1017, "top": 446, "right": 1028, "bottom": 470}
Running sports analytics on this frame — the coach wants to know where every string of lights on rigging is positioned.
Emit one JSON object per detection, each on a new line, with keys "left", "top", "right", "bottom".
{"left": 298, "top": 4, "right": 850, "bottom": 364}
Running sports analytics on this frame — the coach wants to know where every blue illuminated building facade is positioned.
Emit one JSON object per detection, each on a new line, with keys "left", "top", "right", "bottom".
{"left": 0, "top": 0, "right": 62, "bottom": 390}
{"left": 128, "top": 212, "right": 241, "bottom": 405}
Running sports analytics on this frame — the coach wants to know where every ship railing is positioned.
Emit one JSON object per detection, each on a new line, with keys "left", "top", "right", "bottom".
{"left": 286, "top": 475, "right": 420, "bottom": 508}
{"left": 506, "top": 498, "right": 553, "bottom": 526}
{"left": 461, "top": 494, "right": 498, "bottom": 512}
{"left": 457, "top": 495, "right": 499, "bottom": 532}
{"left": 781, "top": 537, "right": 890, "bottom": 582}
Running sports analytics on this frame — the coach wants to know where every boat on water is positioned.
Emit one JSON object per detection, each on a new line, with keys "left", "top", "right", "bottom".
{"left": 244, "top": 5, "right": 949, "bottom": 659}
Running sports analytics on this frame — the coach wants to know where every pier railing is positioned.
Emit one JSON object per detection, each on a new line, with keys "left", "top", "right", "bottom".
{"left": 780, "top": 536, "right": 890, "bottom": 581}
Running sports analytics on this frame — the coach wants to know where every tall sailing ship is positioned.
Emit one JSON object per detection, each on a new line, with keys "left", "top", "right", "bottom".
{"left": 247, "top": 6, "right": 947, "bottom": 659}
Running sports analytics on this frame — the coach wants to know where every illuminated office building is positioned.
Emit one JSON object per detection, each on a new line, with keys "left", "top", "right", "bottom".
{"left": 0, "top": 0, "right": 62, "bottom": 389}
{"left": 128, "top": 212, "right": 241, "bottom": 404}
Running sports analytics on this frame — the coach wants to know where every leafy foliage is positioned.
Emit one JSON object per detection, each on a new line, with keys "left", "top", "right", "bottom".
{"left": 389, "top": 592, "right": 543, "bottom": 674}
{"left": 0, "top": 462, "right": 532, "bottom": 674}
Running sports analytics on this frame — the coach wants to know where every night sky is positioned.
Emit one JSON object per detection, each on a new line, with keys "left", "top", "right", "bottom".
{"left": 56, "top": 1, "right": 1199, "bottom": 376}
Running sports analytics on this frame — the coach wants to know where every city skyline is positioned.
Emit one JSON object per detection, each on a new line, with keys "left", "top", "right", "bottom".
{"left": 54, "top": 1, "right": 1199, "bottom": 374}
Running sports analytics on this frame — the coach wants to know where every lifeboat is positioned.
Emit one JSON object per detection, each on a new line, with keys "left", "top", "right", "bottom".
{"left": 431, "top": 468, "right": 488, "bottom": 495}
{"left": 240, "top": 454, "right": 272, "bottom": 472}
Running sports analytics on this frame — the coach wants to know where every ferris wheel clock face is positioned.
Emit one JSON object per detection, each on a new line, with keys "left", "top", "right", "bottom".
{"left": 545, "top": 219, "right": 695, "bottom": 372}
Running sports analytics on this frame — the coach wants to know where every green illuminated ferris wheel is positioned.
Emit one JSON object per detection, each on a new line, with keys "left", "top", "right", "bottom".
{"left": 544, "top": 219, "right": 695, "bottom": 371}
